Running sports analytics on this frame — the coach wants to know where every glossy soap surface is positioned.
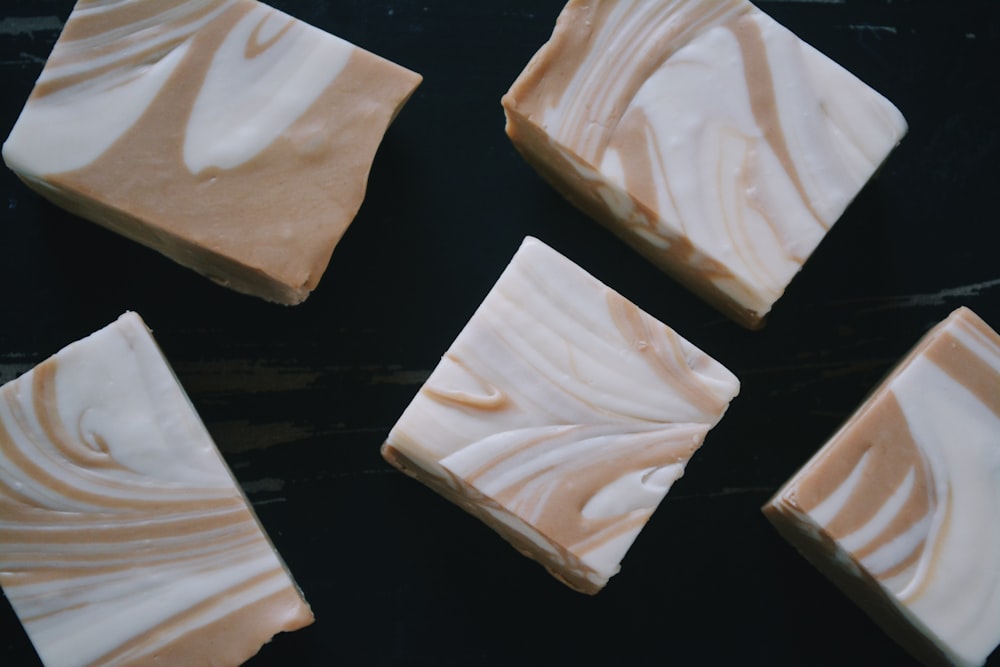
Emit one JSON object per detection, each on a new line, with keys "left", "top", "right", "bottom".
{"left": 0, "top": 313, "right": 313, "bottom": 667}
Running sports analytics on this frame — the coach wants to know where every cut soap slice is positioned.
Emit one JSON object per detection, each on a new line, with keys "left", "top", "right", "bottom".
{"left": 383, "top": 237, "right": 740, "bottom": 594}
{"left": 3, "top": 0, "right": 422, "bottom": 304}
{"left": 502, "top": 0, "right": 907, "bottom": 328}
{"left": 0, "top": 312, "right": 313, "bottom": 667}
{"left": 764, "top": 307, "right": 1000, "bottom": 667}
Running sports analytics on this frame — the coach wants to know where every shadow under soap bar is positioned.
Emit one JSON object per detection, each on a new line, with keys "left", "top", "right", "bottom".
{"left": 3, "top": 0, "right": 422, "bottom": 304}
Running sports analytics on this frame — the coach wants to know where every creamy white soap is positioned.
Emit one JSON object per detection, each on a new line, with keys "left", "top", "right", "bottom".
{"left": 0, "top": 312, "right": 313, "bottom": 667}
{"left": 765, "top": 307, "right": 1000, "bottom": 667}
{"left": 503, "top": 0, "right": 907, "bottom": 328}
{"left": 384, "top": 237, "right": 739, "bottom": 594}
{"left": 2, "top": 0, "right": 422, "bottom": 305}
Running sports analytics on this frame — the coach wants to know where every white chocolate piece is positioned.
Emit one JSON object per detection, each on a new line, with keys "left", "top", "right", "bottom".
{"left": 502, "top": 0, "right": 907, "bottom": 328}
{"left": 0, "top": 312, "right": 313, "bottom": 667}
{"left": 383, "top": 237, "right": 740, "bottom": 594}
{"left": 3, "top": 0, "right": 421, "bottom": 304}
{"left": 764, "top": 307, "right": 1000, "bottom": 667}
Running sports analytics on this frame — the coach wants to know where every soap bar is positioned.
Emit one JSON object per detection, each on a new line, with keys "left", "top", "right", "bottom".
{"left": 382, "top": 237, "right": 740, "bottom": 594}
{"left": 0, "top": 312, "right": 313, "bottom": 667}
{"left": 763, "top": 307, "right": 1000, "bottom": 667}
{"left": 502, "top": 0, "right": 907, "bottom": 329}
{"left": 3, "top": 0, "right": 421, "bottom": 304}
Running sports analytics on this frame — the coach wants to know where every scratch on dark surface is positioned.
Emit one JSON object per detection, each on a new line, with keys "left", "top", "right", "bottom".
{"left": 0, "top": 16, "right": 63, "bottom": 36}
{"left": 740, "top": 358, "right": 892, "bottom": 380}
{"left": 845, "top": 24, "right": 898, "bottom": 34}
{"left": 211, "top": 420, "right": 321, "bottom": 453}
{"left": 369, "top": 368, "right": 431, "bottom": 385}
{"left": 175, "top": 361, "right": 430, "bottom": 394}
{"left": 242, "top": 477, "right": 286, "bottom": 494}
{"left": 0, "top": 362, "right": 35, "bottom": 384}
{"left": 2, "top": 51, "right": 47, "bottom": 66}
{"left": 315, "top": 467, "right": 400, "bottom": 480}
{"left": 174, "top": 360, "right": 322, "bottom": 395}
{"left": 251, "top": 497, "right": 287, "bottom": 507}
{"left": 836, "top": 278, "right": 1000, "bottom": 313}
{"left": 211, "top": 421, "right": 389, "bottom": 453}
{"left": 672, "top": 486, "right": 775, "bottom": 501}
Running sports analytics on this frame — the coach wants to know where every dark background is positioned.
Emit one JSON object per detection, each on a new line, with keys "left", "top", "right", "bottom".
{"left": 1, "top": 0, "right": 998, "bottom": 665}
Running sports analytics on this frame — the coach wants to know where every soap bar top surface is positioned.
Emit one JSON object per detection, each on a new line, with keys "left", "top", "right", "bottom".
{"left": 383, "top": 237, "right": 740, "bottom": 594}
{"left": 0, "top": 312, "right": 313, "bottom": 667}
{"left": 3, "top": 0, "right": 421, "bottom": 305}
{"left": 503, "top": 0, "right": 907, "bottom": 328}
{"left": 764, "top": 307, "right": 1000, "bottom": 667}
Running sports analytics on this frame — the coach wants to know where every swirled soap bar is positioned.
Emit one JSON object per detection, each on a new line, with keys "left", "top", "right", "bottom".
{"left": 382, "top": 237, "right": 740, "bottom": 594}
{"left": 0, "top": 313, "right": 313, "bottom": 667}
{"left": 2, "top": 0, "right": 421, "bottom": 304}
{"left": 764, "top": 307, "right": 1000, "bottom": 667}
{"left": 502, "top": 0, "right": 907, "bottom": 329}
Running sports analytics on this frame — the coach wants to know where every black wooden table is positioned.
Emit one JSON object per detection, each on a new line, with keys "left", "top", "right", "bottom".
{"left": 2, "top": 1, "right": 998, "bottom": 665}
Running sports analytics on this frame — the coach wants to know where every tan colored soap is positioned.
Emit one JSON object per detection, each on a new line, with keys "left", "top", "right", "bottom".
{"left": 3, "top": 0, "right": 421, "bottom": 304}
{"left": 0, "top": 312, "right": 313, "bottom": 667}
{"left": 503, "top": 0, "right": 906, "bottom": 328}
{"left": 383, "top": 237, "right": 740, "bottom": 594}
{"left": 764, "top": 307, "right": 1000, "bottom": 667}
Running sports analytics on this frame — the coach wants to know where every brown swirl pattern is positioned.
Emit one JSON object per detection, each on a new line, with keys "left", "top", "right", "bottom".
{"left": 384, "top": 237, "right": 739, "bottom": 593}
{"left": 764, "top": 307, "right": 1000, "bottom": 666}
{"left": 0, "top": 313, "right": 312, "bottom": 667}
{"left": 503, "top": 0, "right": 907, "bottom": 328}
{"left": 3, "top": 0, "right": 421, "bottom": 304}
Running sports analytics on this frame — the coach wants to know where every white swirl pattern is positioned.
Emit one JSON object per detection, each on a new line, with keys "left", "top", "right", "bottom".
{"left": 503, "top": 0, "right": 907, "bottom": 327}
{"left": 384, "top": 237, "right": 740, "bottom": 594}
{"left": 183, "top": 3, "right": 352, "bottom": 173}
{"left": 0, "top": 313, "right": 312, "bottom": 667}
{"left": 765, "top": 307, "right": 1000, "bottom": 667}
{"left": 1, "top": 0, "right": 422, "bottom": 305}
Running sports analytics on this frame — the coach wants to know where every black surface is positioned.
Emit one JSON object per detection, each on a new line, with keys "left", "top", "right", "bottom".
{"left": 2, "top": 1, "right": 999, "bottom": 665}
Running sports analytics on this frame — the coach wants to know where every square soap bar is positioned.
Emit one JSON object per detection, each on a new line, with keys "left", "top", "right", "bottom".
{"left": 3, "top": 0, "right": 421, "bottom": 305}
{"left": 0, "top": 313, "right": 313, "bottom": 667}
{"left": 382, "top": 237, "right": 740, "bottom": 594}
{"left": 764, "top": 307, "right": 1000, "bottom": 666}
{"left": 502, "top": 0, "right": 907, "bottom": 329}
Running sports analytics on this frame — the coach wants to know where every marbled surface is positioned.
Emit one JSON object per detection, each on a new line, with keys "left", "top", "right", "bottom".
{"left": 0, "top": 312, "right": 313, "bottom": 667}
{"left": 503, "top": 0, "right": 907, "bottom": 327}
{"left": 765, "top": 307, "right": 1000, "bottom": 666}
{"left": 1, "top": 0, "right": 999, "bottom": 665}
{"left": 384, "top": 237, "right": 739, "bottom": 594}
{"left": 3, "top": 0, "right": 421, "bottom": 305}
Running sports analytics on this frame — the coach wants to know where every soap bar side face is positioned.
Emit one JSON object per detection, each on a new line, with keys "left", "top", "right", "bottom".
{"left": 3, "top": 0, "right": 421, "bottom": 304}
{"left": 0, "top": 312, "right": 313, "bottom": 667}
{"left": 503, "top": 0, "right": 906, "bottom": 328}
{"left": 384, "top": 237, "right": 740, "bottom": 593}
{"left": 764, "top": 307, "right": 1000, "bottom": 667}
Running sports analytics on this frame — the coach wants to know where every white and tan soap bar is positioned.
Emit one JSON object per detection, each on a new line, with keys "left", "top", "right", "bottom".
{"left": 764, "top": 307, "right": 1000, "bottom": 667}
{"left": 0, "top": 312, "right": 313, "bottom": 667}
{"left": 502, "top": 0, "right": 907, "bottom": 328}
{"left": 3, "top": 0, "right": 421, "bottom": 304}
{"left": 383, "top": 237, "right": 740, "bottom": 594}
